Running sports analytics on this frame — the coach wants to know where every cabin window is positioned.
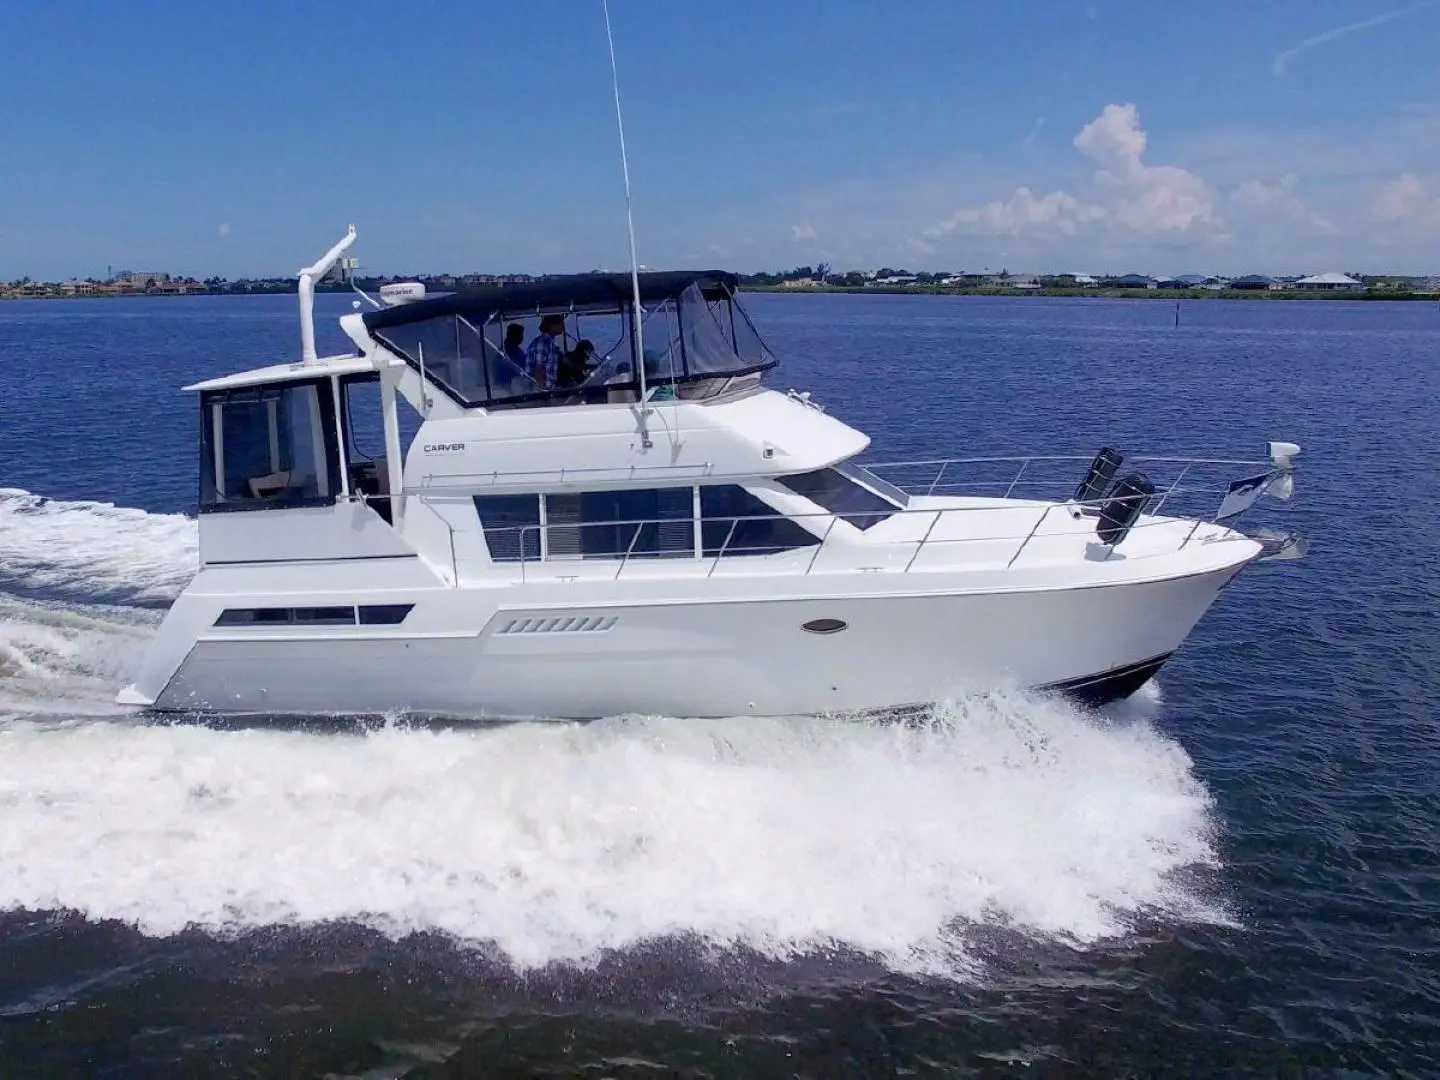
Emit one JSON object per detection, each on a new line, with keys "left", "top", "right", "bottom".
{"left": 358, "top": 604, "right": 415, "bottom": 625}
{"left": 777, "top": 468, "right": 900, "bottom": 530}
{"left": 474, "top": 486, "right": 819, "bottom": 563}
{"left": 214, "top": 606, "right": 356, "bottom": 627}
{"left": 700, "top": 486, "right": 821, "bottom": 556}
{"left": 474, "top": 494, "right": 542, "bottom": 561}
{"left": 545, "top": 489, "right": 695, "bottom": 559}
{"left": 199, "top": 380, "right": 342, "bottom": 513}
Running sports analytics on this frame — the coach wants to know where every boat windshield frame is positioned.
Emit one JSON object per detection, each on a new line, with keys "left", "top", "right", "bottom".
{"left": 361, "top": 270, "right": 777, "bottom": 410}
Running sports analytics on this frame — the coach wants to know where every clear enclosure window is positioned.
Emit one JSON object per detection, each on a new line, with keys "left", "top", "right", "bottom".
{"left": 200, "top": 381, "right": 340, "bottom": 511}
{"left": 369, "top": 283, "right": 776, "bottom": 410}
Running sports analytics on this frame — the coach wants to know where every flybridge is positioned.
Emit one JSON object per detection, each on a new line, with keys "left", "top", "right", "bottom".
{"left": 361, "top": 269, "right": 778, "bottom": 412}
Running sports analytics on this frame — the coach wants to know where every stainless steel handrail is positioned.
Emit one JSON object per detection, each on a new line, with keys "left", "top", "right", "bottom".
{"left": 413, "top": 452, "right": 1275, "bottom": 494}
{"left": 423, "top": 497, "right": 1265, "bottom": 581}
{"left": 393, "top": 449, "right": 1294, "bottom": 580}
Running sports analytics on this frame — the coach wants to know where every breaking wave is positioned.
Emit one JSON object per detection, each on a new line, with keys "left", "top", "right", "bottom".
{"left": 0, "top": 489, "right": 193, "bottom": 717}
{"left": 0, "top": 487, "right": 1224, "bottom": 981}
{"left": 0, "top": 702, "right": 1224, "bottom": 980}
{"left": 0, "top": 488, "right": 196, "bottom": 606}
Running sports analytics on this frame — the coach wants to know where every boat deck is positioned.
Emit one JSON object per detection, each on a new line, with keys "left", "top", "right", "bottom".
{"left": 414, "top": 493, "right": 1257, "bottom": 589}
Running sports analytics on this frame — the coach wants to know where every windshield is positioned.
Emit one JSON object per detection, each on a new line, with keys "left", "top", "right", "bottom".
{"left": 777, "top": 467, "right": 902, "bottom": 530}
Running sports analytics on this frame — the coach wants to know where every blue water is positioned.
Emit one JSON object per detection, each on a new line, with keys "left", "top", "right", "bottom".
{"left": 1, "top": 293, "right": 1438, "bottom": 1075}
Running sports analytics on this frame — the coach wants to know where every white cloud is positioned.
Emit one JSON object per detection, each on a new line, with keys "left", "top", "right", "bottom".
{"left": 925, "top": 187, "right": 1102, "bottom": 238}
{"left": 1229, "top": 175, "right": 1336, "bottom": 233}
{"left": 217, "top": 222, "right": 231, "bottom": 238}
{"left": 1076, "top": 104, "right": 1225, "bottom": 235}
{"left": 1272, "top": 2, "right": 1437, "bottom": 79}
{"left": 925, "top": 103, "right": 1223, "bottom": 241}
{"left": 1371, "top": 173, "right": 1440, "bottom": 228}
{"left": 791, "top": 223, "right": 817, "bottom": 242}
{"left": 1074, "top": 103, "right": 1148, "bottom": 167}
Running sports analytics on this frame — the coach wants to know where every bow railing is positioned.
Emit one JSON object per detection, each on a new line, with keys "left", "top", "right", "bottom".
{"left": 367, "top": 448, "right": 1297, "bottom": 584}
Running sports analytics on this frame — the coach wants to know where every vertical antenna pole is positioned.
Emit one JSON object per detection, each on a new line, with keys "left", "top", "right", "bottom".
{"left": 297, "top": 225, "right": 357, "bottom": 365}
{"left": 601, "top": 0, "right": 652, "bottom": 447}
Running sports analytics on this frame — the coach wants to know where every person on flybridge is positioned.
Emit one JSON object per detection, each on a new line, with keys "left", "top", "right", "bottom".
{"left": 503, "top": 323, "right": 526, "bottom": 371}
{"left": 525, "top": 313, "right": 566, "bottom": 388}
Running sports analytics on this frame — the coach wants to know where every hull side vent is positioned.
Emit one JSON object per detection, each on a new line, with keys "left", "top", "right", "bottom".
{"left": 498, "top": 615, "right": 619, "bottom": 635}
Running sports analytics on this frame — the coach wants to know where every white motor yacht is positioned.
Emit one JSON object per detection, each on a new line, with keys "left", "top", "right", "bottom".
{"left": 120, "top": 228, "right": 1306, "bottom": 719}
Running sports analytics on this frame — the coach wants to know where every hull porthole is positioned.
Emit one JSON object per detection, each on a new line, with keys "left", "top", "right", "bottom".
{"left": 802, "top": 618, "right": 848, "bottom": 635}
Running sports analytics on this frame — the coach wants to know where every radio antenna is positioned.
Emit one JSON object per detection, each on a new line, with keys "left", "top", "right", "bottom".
{"left": 601, "top": 0, "right": 652, "bottom": 448}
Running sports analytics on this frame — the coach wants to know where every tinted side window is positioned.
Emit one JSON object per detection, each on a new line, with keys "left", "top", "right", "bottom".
{"left": 699, "top": 486, "right": 819, "bottom": 556}
{"left": 777, "top": 468, "right": 897, "bottom": 530}
{"left": 546, "top": 488, "right": 694, "bottom": 559}
{"left": 474, "top": 495, "right": 541, "bottom": 561}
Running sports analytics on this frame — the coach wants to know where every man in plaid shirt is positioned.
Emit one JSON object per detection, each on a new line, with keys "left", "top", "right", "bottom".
{"left": 525, "top": 314, "right": 566, "bottom": 389}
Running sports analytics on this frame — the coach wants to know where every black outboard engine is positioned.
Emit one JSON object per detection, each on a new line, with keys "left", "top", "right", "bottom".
{"left": 1074, "top": 447, "right": 1124, "bottom": 508}
{"left": 1096, "top": 472, "right": 1155, "bottom": 546}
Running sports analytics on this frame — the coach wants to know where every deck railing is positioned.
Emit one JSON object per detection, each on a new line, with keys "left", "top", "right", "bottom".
{"left": 373, "top": 451, "right": 1292, "bottom": 584}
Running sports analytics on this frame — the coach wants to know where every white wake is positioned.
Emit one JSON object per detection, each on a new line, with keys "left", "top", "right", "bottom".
{"left": 0, "top": 488, "right": 196, "bottom": 605}
{"left": 0, "top": 487, "right": 1225, "bottom": 980}
{"left": 0, "top": 703, "right": 1224, "bottom": 979}
{"left": 0, "top": 488, "right": 194, "bottom": 717}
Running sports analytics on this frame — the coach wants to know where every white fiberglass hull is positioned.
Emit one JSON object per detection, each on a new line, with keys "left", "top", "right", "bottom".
{"left": 125, "top": 559, "right": 1250, "bottom": 719}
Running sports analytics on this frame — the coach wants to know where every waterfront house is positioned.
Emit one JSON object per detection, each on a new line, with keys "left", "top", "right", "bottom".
{"left": 1110, "top": 274, "right": 1157, "bottom": 289}
{"left": 1294, "top": 272, "right": 1363, "bottom": 291}
{"left": 942, "top": 272, "right": 991, "bottom": 287}
{"left": 1230, "top": 274, "right": 1278, "bottom": 291}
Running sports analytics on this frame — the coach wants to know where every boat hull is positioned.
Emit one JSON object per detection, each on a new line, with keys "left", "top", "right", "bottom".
{"left": 129, "top": 563, "right": 1243, "bottom": 719}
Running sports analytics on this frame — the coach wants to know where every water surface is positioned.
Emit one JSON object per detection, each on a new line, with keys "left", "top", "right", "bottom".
{"left": 1, "top": 293, "right": 1437, "bottom": 1075}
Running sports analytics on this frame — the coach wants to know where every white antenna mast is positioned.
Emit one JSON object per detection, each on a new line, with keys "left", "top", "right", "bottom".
{"left": 601, "top": 0, "right": 652, "bottom": 448}
{"left": 297, "top": 225, "right": 357, "bottom": 364}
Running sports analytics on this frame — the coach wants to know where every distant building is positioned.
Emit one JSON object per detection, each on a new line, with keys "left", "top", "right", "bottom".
{"left": 1110, "top": 273, "right": 1157, "bottom": 289}
{"left": 985, "top": 272, "right": 1040, "bottom": 288}
{"left": 60, "top": 278, "right": 96, "bottom": 296}
{"left": 1294, "top": 272, "right": 1363, "bottom": 291}
{"left": 1230, "top": 274, "right": 1278, "bottom": 291}
{"left": 113, "top": 270, "right": 169, "bottom": 289}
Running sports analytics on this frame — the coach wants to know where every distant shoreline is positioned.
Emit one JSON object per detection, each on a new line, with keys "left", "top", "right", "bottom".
{"left": 4, "top": 284, "right": 1437, "bottom": 303}
{"left": 736, "top": 285, "right": 1440, "bottom": 301}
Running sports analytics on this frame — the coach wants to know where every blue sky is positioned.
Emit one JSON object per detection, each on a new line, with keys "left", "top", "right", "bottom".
{"left": 2, "top": 0, "right": 1438, "bottom": 278}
